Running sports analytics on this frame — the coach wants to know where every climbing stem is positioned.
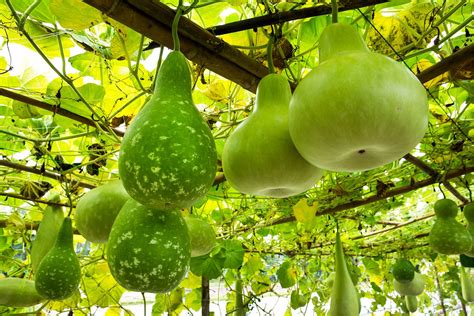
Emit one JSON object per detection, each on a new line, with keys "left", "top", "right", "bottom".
{"left": 172, "top": 0, "right": 184, "bottom": 51}
{"left": 266, "top": 36, "right": 275, "bottom": 74}
{"left": 331, "top": 0, "right": 338, "bottom": 23}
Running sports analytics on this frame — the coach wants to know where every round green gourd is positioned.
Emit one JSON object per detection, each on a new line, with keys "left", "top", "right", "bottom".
{"left": 35, "top": 217, "right": 81, "bottom": 300}
{"left": 0, "top": 278, "right": 44, "bottom": 307}
{"left": 75, "top": 180, "right": 130, "bottom": 243}
{"left": 392, "top": 258, "right": 415, "bottom": 282}
{"left": 464, "top": 203, "right": 474, "bottom": 222}
{"left": 329, "top": 231, "right": 359, "bottom": 316}
{"left": 31, "top": 193, "right": 64, "bottom": 273}
{"left": 119, "top": 51, "right": 217, "bottom": 210}
{"left": 434, "top": 198, "right": 458, "bottom": 218}
{"left": 288, "top": 23, "right": 428, "bottom": 172}
{"left": 107, "top": 199, "right": 191, "bottom": 293}
{"left": 222, "top": 73, "right": 323, "bottom": 198}
{"left": 184, "top": 216, "right": 216, "bottom": 257}
{"left": 394, "top": 272, "right": 425, "bottom": 296}
{"left": 405, "top": 295, "right": 418, "bottom": 313}
{"left": 429, "top": 217, "right": 472, "bottom": 255}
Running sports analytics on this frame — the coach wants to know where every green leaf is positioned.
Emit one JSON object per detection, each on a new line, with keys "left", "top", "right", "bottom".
{"left": 185, "top": 288, "right": 202, "bottom": 311}
{"left": 50, "top": 0, "right": 102, "bottom": 30}
{"left": 277, "top": 261, "right": 297, "bottom": 289}
{"left": 190, "top": 254, "right": 223, "bottom": 280}
{"left": 221, "top": 239, "right": 244, "bottom": 269}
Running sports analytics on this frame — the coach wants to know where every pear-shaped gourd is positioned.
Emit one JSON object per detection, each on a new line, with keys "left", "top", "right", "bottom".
{"left": 461, "top": 267, "right": 474, "bottom": 302}
{"left": 0, "top": 278, "right": 44, "bottom": 307}
{"left": 329, "top": 231, "right": 359, "bottom": 316}
{"left": 184, "top": 216, "right": 216, "bottom": 257}
{"left": 75, "top": 180, "right": 130, "bottom": 243}
{"left": 222, "top": 74, "right": 322, "bottom": 197}
{"left": 464, "top": 203, "right": 474, "bottom": 257}
{"left": 31, "top": 193, "right": 64, "bottom": 273}
{"left": 35, "top": 217, "right": 81, "bottom": 300}
{"left": 289, "top": 23, "right": 428, "bottom": 172}
{"left": 394, "top": 272, "right": 425, "bottom": 296}
{"left": 405, "top": 295, "right": 418, "bottom": 313}
{"left": 107, "top": 199, "right": 191, "bottom": 293}
{"left": 429, "top": 199, "right": 472, "bottom": 254}
{"left": 119, "top": 51, "right": 217, "bottom": 209}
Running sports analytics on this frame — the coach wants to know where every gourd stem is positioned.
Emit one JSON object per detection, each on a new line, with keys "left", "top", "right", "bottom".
{"left": 331, "top": 0, "right": 338, "bottom": 23}
{"left": 266, "top": 36, "right": 275, "bottom": 74}
{"left": 172, "top": 0, "right": 184, "bottom": 51}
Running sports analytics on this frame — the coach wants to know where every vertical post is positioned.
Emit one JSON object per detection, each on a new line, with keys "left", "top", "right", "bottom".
{"left": 201, "top": 276, "right": 210, "bottom": 316}
{"left": 434, "top": 266, "right": 447, "bottom": 315}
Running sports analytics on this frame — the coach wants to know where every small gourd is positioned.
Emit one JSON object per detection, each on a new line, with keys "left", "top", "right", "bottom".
{"left": 329, "top": 231, "right": 359, "bottom": 316}
{"left": 75, "top": 180, "right": 130, "bottom": 243}
{"left": 31, "top": 193, "right": 64, "bottom": 273}
{"left": 184, "top": 216, "right": 216, "bottom": 257}
{"left": 0, "top": 278, "right": 44, "bottom": 307}
{"left": 405, "top": 295, "right": 418, "bottom": 313}
{"left": 289, "top": 23, "right": 428, "bottom": 172}
{"left": 392, "top": 258, "right": 415, "bottom": 283}
{"left": 119, "top": 51, "right": 217, "bottom": 210}
{"left": 35, "top": 217, "right": 81, "bottom": 300}
{"left": 107, "top": 199, "right": 191, "bottom": 293}
{"left": 222, "top": 73, "right": 323, "bottom": 197}
{"left": 463, "top": 203, "right": 474, "bottom": 257}
{"left": 461, "top": 266, "right": 474, "bottom": 302}
{"left": 394, "top": 272, "right": 425, "bottom": 296}
{"left": 429, "top": 199, "right": 472, "bottom": 255}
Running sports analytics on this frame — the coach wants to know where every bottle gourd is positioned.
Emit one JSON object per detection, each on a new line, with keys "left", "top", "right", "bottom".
{"left": 30, "top": 193, "right": 64, "bottom": 273}
{"left": 184, "top": 216, "right": 216, "bottom": 257}
{"left": 0, "top": 278, "right": 44, "bottom": 307}
{"left": 289, "top": 23, "right": 428, "bottom": 172}
{"left": 75, "top": 180, "right": 130, "bottom": 243}
{"left": 329, "top": 231, "right": 359, "bottom": 316}
{"left": 394, "top": 272, "right": 425, "bottom": 296}
{"left": 464, "top": 203, "right": 474, "bottom": 257}
{"left": 35, "top": 217, "right": 81, "bottom": 300}
{"left": 107, "top": 199, "right": 191, "bottom": 293}
{"left": 119, "top": 51, "right": 217, "bottom": 209}
{"left": 429, "top": 199, "right": 472, "bottom": 255}
{"left": 222, "top": 74, "right": 323, "bottom": 197}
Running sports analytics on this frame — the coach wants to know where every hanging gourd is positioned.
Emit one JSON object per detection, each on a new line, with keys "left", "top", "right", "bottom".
{"left": 118, "top": 5, "right": 217, "bottom": 210}
{"left": 288, "top": 8, "right": 428, "bottom": 172}
{"left": 463, "top": 203, "right": 474, "bottom": 257}
{"left": 429, "top": 199, "right": 472, "bottom": 255}
{"left": 222, "top": 46, "right": 323, "bottom": 197}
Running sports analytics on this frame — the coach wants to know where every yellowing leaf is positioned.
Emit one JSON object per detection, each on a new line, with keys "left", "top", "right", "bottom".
{"left": 180, "top": 271, "right": 202, "bottom": 289}
{"left": 412, "top": 59, "right": 447, "bottom": 88}
{"left": 105, "top": 307, "right": 122, "bottom": 316}
{"left": 50, "top": 0, "right": 102, "bottom": 30}
{"left": 293, "top": 199, "right": 316, "bottom": 224}
{"left": 202, "top": 81, "right": 227, "bottom": 101}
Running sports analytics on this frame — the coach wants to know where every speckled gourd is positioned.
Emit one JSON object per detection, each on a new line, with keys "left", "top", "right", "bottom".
{"left": 75, "top": 180, "right": 130, "bottom": 243}
{"left": 35, "top": 217, "right": 81, "bottom": 300}
{"left": 222, "top": 74, "right": 323, "bottom": 198}
{"left": 107, "top": 199, "right": 191, "bottom": 293}
{"left": 31, "top": 193, "right": 64, "bottom": 273}
{"left": 184, "top": 216, "right": 216, "bottom": 257}
{"left": 119, "top": 51, "right": 217, "bottom": 210}
{"left": 0, "top": 278, "right": 44, "bottom": 307}
{"left": 429, "top": 199, "right": 472, "bottom": 255}
{"left": 463, "top": 203, "right": 474, "bottom": 257}
{"left": 329, "top": 231, "right": 359, "bottom": 315}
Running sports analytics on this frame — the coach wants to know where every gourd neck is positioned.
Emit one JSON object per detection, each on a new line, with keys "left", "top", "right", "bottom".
{"left": 335, "top": 231, "right": 350, "bottom": 277}
{"left": 254, "top": 74, "right": 291, "bottom": 113}
{"left": 319, "top": 23, "right": 369, "bottom": 63}
{"left": 55, "top": 217, "right": 74, "bottom": 249}
{"left": 153, "top": 51, "right": 192, "bottom": 98}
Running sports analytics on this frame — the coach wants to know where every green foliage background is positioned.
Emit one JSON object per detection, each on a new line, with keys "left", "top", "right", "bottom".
{"left": 0, "top": 0, "right": 472, "bottom": 314}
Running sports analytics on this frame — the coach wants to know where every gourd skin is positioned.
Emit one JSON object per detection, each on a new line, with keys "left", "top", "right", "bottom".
{"left": 119, "top": 51, "right": 217, "bottom": 209}
{"left": 289, "top": 24, "right": 428, "bottom": 172}
{"left": 222, "top": 74, "right": 323, "bottom": 198}
{"left": 35, "top": 217, "right": 81, "bottom": 300}
{"left": 405, "top": 295, "right": 418, "bottom": 313}
{"left": 184, "top": 216, "right": 216, "bottom": 257}
{"left": 107, "top": 199, "right": 191, "bottom": 293}
{"left": 392, "top": 258, "right": 415, "bottom": 282}
{"left": 429, "top": 200, "right": 472, "bottom": 255}
{"left": 0, "top": 278, "right": 44, "bottom": 307}
{"left": 75, "top": 180, "right": 130, "bottom": 243}
{"left": 329, "top": 231, "right": 359, "bottom": 316}
{"left": 461, "top": 267, "right": 474, "bottom": 302}
{"left": 464, "top": 203, "right": 474, "bottom": 257}
{"left": 394, "top": 272, "right": 425, "bottom": 296}
{"left": 31, "top": 195, "right": 64, "bottom": 273}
